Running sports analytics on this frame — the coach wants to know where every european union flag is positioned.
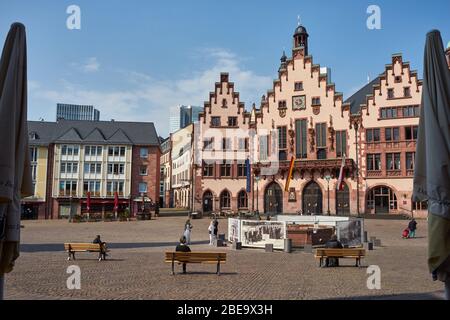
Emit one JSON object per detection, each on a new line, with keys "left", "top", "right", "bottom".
{"left": 246, "top": 158, "right": 251, "bottom": 193}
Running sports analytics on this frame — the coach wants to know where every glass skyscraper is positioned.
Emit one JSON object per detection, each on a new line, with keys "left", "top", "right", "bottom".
{"left": 169, "top": 105, "right": 201, "bottom": 133}
{"left": 56, "top": 104, "right": 100, "bottom": 121}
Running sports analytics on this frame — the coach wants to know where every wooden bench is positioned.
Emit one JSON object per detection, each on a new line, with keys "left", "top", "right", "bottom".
{"left": 165, "top": 252, "right": 226, "bottom": 275}
{"left": 315, "top": 248, "right": 365, "bottom": 268}
{"left": 64, "top": 243, "right": 109, "bottom": 261}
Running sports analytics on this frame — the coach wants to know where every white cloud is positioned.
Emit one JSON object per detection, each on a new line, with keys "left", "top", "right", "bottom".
{"left": 70, "top": 57, "right": 100, "bottom": 73}
{"left": 83, "top": 57, "right": 100, "bottom": 72}
{"left": 30, "top": 48, "right": 272, "bottom": 137}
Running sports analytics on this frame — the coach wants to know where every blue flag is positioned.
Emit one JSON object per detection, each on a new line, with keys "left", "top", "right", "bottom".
{"left": 246, "top": 158, "right": 251, "bottom": 193}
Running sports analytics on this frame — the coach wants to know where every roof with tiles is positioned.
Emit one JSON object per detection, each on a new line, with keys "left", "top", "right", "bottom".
{"left": 28, "top": 119, "right": 160, "bottom": 146}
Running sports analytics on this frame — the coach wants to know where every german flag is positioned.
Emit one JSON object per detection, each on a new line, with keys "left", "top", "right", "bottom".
{"left": 285, "top": 156, "right": 296, "bottom": 192}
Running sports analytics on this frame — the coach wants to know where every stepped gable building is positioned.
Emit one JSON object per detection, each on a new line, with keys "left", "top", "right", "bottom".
{"left": 344, "top": 54, "right": 424, "bottom": 217}
{"left": 194, "top": 24, "right": 357, "bottom": 216}
{"left": 193, "top": 24, "right": 447, "bottom": 218}
{"left": 23, "top": 120, "right": 160, "bottom": 219}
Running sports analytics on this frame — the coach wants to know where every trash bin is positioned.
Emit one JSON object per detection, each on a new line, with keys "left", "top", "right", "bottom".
{"left": 232, "top": 242, "right": 242, "bottom": 250}
{"left": 363, "top": 231, "right": 368, "bottom": 243}
{"left": 284, "top": 238, "right": 292, "bottom": 253}
{"left": 216, "top": 239, "right": 224, "bottom": 247}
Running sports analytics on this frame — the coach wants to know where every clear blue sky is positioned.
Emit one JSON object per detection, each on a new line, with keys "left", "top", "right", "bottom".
{"left": 1, "top": 0, "right": 449, "bottom": 137}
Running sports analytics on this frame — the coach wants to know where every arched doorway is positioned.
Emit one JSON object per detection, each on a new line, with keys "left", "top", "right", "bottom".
{"left": 202, "top": 191, "right": 213, "bottom": 213}
{"left": 367, "top": 186, "right": 397, "bottom": 214}
{"left": 264, "top": 182, "right": 283, "bottom": 215}
{"left": 302, "top": 181, "right": 323, "bottom": 215}
{"left": 336, "top": 183, "right": 350, "bottom": 216}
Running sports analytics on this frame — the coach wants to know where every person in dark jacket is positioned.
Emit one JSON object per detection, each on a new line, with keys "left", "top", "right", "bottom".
{"left": 93, "top": 235, "right": 107, "bottom": 261}
{"left": 408, "top": 219, "right": 418, "bottom": 238}
{"left": 324, "top": 235, "right": 343, "bottom": 267}
{"left": 154, "top": 202, "right": 160, "bottom": 218}
{"left": 213, "top": 218, "right": 219, "bottom": 239}
{"left": 175, "top": 236, "right": 191, "bottom": 274}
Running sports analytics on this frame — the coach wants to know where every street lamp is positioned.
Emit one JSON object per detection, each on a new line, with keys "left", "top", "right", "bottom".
{"left": 325, "top": 175, "right": 331, "bottom": 216}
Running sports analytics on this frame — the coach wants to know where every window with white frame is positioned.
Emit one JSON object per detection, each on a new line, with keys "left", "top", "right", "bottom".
{"left": 140, "top": 148, "right": 148, "bottom": 158}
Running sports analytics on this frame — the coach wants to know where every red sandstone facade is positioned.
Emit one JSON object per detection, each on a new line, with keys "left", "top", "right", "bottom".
{"left": 131, "top": 145, "right": 161, "bottom": 215}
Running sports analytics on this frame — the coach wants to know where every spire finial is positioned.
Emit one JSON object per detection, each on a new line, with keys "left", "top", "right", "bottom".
{"left": 297, "top": 15, "right": 301, "bottom": 26}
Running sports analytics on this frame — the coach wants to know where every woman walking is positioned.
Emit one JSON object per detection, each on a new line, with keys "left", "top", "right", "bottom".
{"left": 184, "top": 219, "right": 193, "bottom": 245}
{"left": 208, "top": 221, "right": 214, "bottom": 245}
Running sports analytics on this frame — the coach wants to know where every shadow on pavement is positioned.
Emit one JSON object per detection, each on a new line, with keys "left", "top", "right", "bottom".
{"left": 332, "top": 291, "right": 444, "bottom": 300}
{"left": 21, "top": 240, "right": 210, "bottom": 253}
{"left": 172, "top": 272, "right": 238, "bottom": 276}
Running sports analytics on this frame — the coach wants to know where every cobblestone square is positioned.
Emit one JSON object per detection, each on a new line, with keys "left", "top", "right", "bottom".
{"left": 3, "top": 217, "right": 444, "bottom": 300}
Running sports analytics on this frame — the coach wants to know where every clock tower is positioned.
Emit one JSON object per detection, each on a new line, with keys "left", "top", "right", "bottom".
{"left": 293, "top": 24, "right": 309, "bottom": 55}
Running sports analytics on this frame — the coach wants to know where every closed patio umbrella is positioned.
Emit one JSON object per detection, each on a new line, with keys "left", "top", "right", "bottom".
{"left": 413, "top": 30, "right": 450, "bottom": 300}
{"left": 86, "top": 191, "right": 91, "bottom": 221}
{"left": 0, "top": 23, "right": 33, "bottom": 299}
{"left": 114, "top": 191, "right": 119, "bottom": 220}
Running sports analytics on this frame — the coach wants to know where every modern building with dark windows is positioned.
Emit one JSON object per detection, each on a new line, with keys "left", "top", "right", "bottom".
{"left": 169, "top": 105, "right": 202, "bottom": 133}
{"left": 24, "top": 119, "right": 160, "bottom": 219}
{"left": 56, "top": 103, "right": 100, "bottom": 121}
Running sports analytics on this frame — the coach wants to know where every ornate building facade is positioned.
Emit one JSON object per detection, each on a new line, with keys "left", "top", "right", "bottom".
{"left": 192, "top": 25, "right": 449, "bottom": 218}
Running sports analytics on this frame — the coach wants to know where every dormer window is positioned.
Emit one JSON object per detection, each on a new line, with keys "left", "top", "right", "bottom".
{"left": 394, "top": 76, "right": 402, "bottom": 83}
{"left": 211, "top": 117, "right": 221, "bottom": 127}
{"left": 222, "top": 99, "right": 228, "bottom": 108}
{"left": 29, "top": 132, "right": 39, "bottom": 140}
{"left": 228, "top": 117, "right": 237, "bottom": 127}
{"left": 294, "top": 82, "right": 304, "bottom": 91}
{"left": 387, "top": 89, "right": 395, "bottom": 99}
{"left": 312, "top": 97, "right": 321, "bottom": 106}
{"left": 278, "top": 101, "right": 287, "bottom": 109}
{"left": 404, "top": 87, "right": 411, "bottom": 97}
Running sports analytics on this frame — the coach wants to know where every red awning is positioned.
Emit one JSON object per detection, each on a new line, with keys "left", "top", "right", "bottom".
{"left": 81, "top": 199, "right": 129, "bottom": 205}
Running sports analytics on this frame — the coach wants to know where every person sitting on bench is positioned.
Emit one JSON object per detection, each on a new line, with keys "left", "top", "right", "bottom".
{"left": 175, "top": 236, "right": 191, "bottom": 274}
{"left": 93, "top": 235, "right": 107, "bottom": 261}
{"left": 324, "top": 235, "right": 343, "bottom": 267}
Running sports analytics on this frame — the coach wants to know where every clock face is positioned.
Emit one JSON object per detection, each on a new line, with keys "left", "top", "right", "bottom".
{"left": 293, "top": 95, "right": 306, "bottom": 110}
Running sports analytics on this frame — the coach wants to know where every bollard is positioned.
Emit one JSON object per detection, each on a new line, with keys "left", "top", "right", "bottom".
{"left": 265, "top": 243, "right": 274, "bottom": 252}
{"left": 284, "top": 239, "right": 292, "bottom": 253}
{"left": 363, "top": 231, "right": 368, "bottom": 243}
{"left": 232, "top": 242, "right": 242, "bottom": 250}
{"left": 216, "top": 239, "right": 224, "bottom": 247}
